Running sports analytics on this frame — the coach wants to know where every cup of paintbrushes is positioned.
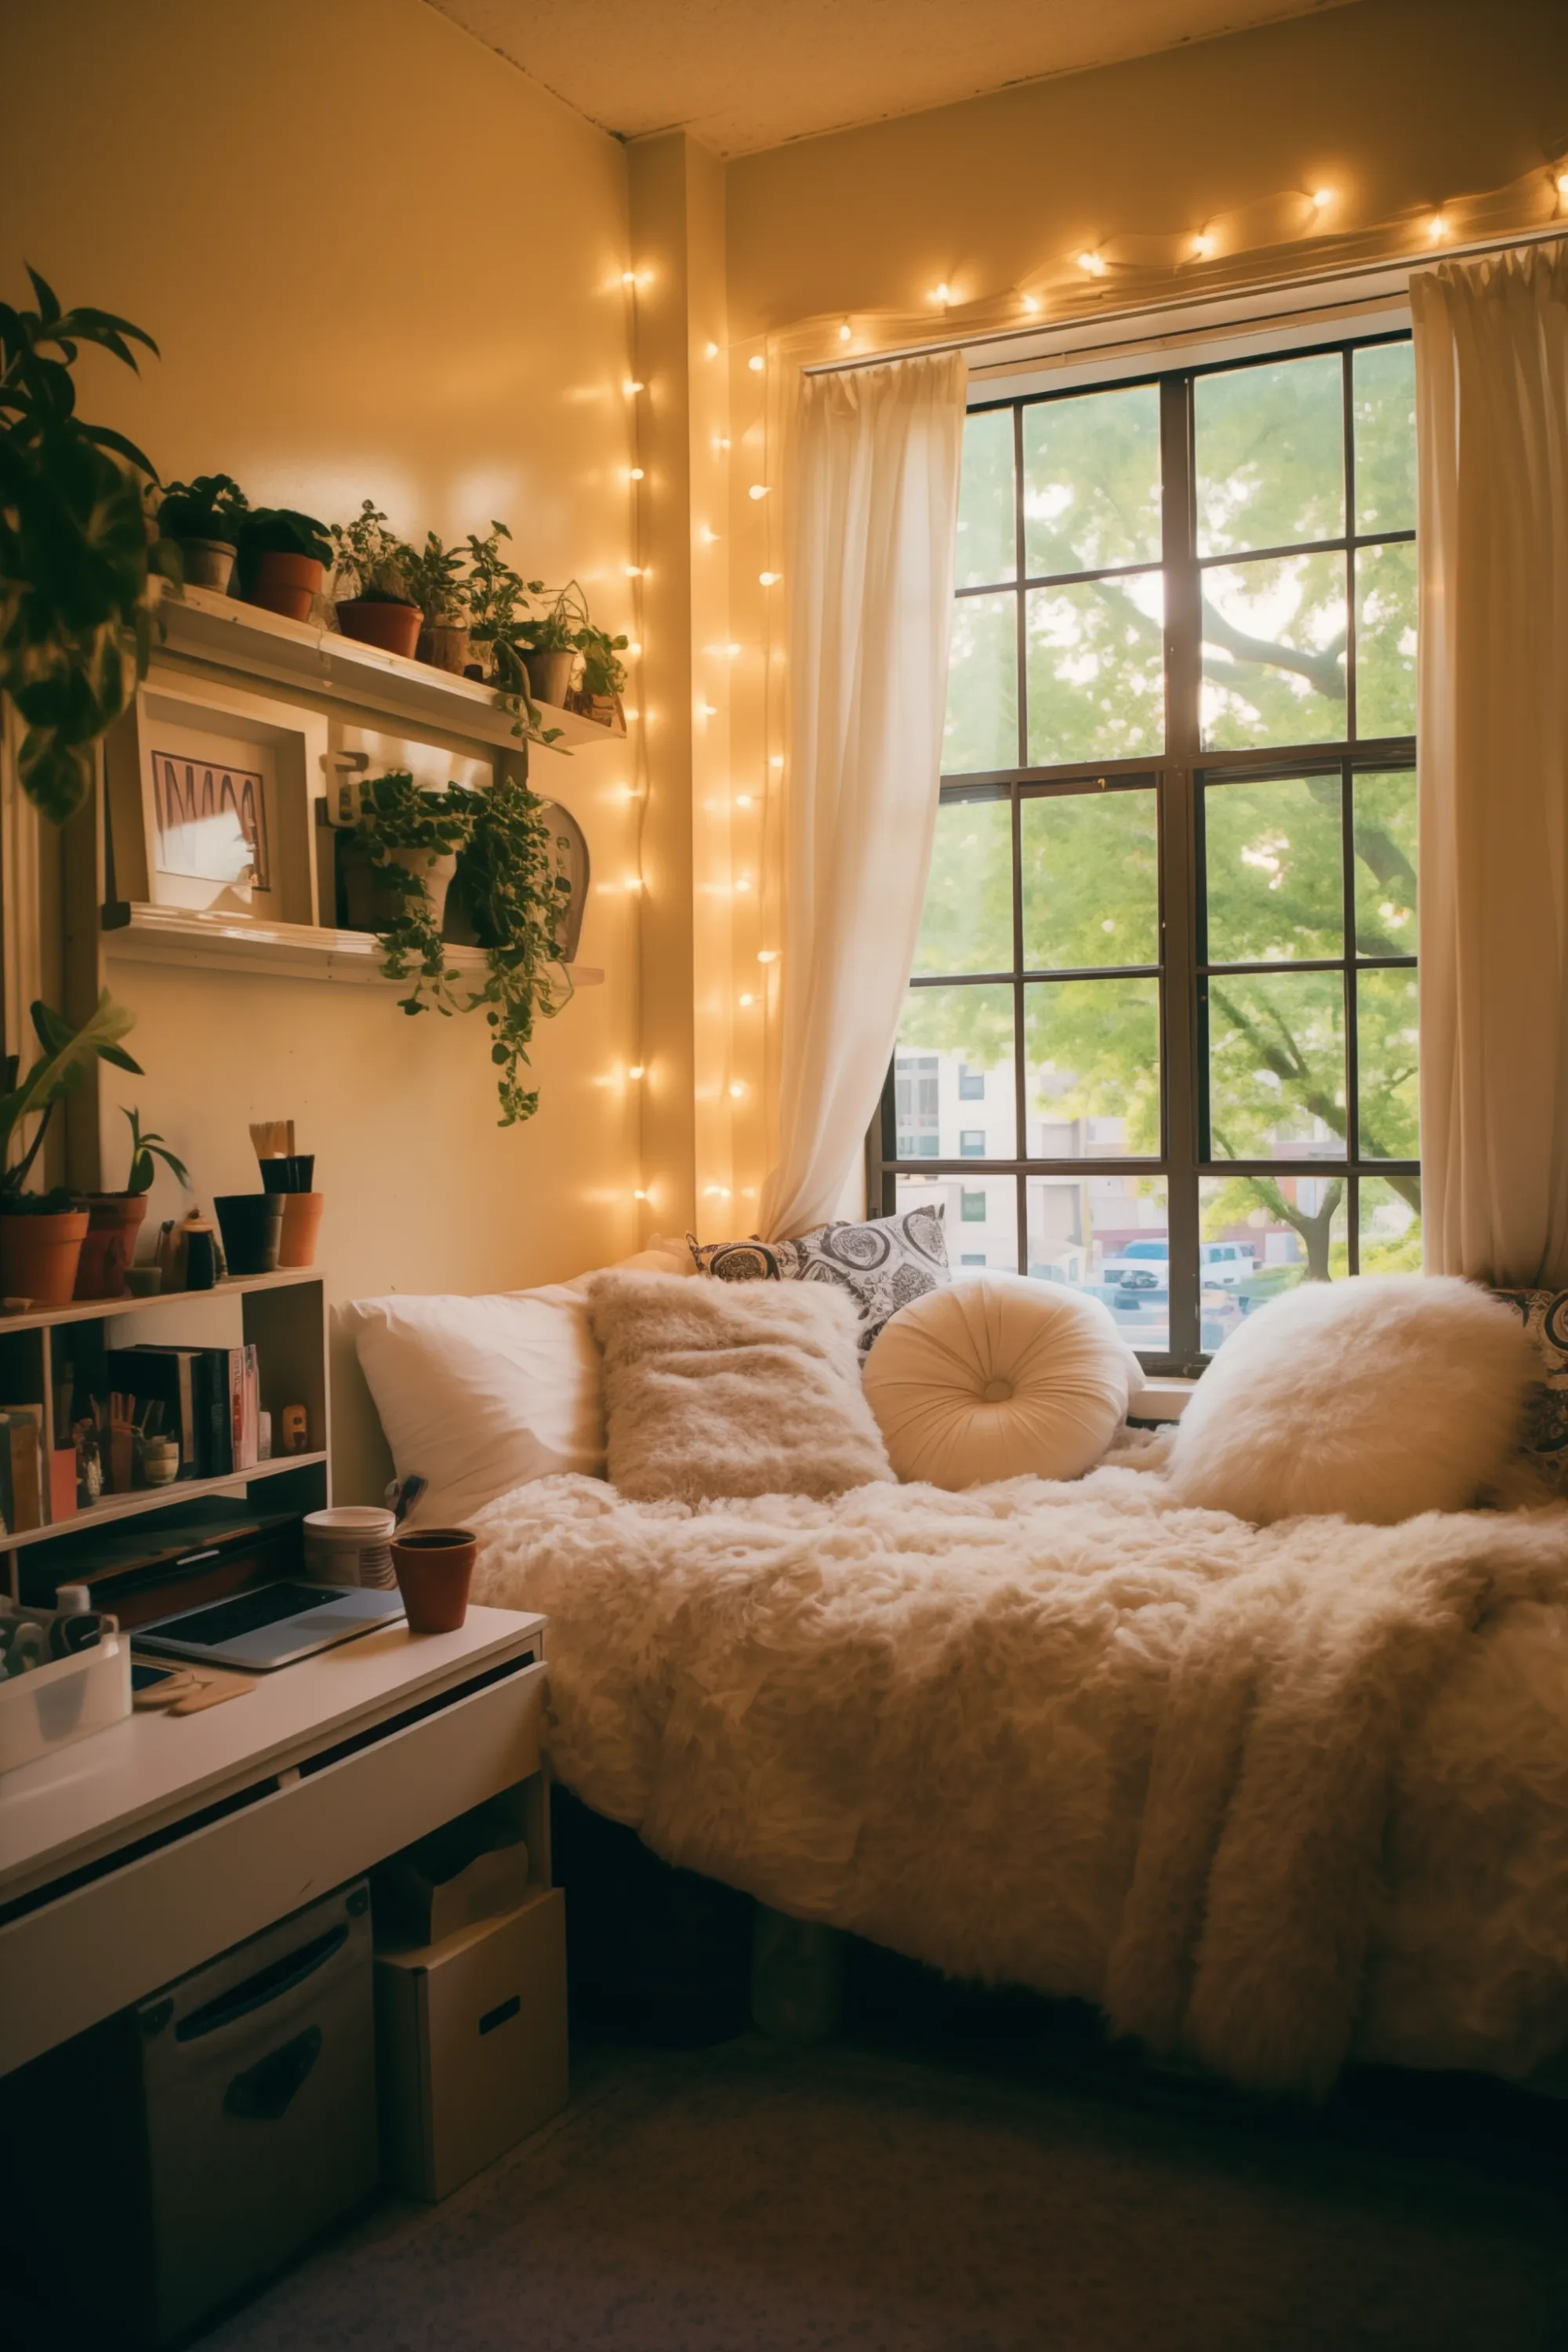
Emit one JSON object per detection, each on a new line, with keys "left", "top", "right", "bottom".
{"left": 259, "top": 1155, "right": 314, "bottom": 1194}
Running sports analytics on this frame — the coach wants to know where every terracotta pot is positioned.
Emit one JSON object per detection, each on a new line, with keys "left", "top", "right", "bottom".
{"left": 391, "top": 1527, "right": 475, "bottom": 1634}
{"left": 278, "top": 1191, "right": 325, "bottom": 1269}
{"left": 74, "top": 1192, "right": 150, "bottom": 1301}
{"left": 336, "top": 598, "right": 421, "bottom": 658}
{"left": 247, "top": 551, "right": 325, "bottom": 622}
{"left": 0, "top": 1209, "right": 89, "bottom": 1305}
{"left": 522, "top": 647, "right": 576, "bottom": 707}
{"left": 178, "top": 536, "right": 237, "bottom": 592}
{"left": 419, "top": 621, "right": 471, "bottom": 674}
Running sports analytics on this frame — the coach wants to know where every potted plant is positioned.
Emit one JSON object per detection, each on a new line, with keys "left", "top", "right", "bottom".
{"left": 347, "top": 770, "right": 478, "bottom": 957}
{"left": 0, "top": 266, "right": 168, "bottom": 824}
{"left": 236, "top": 506, "right": 334, "bottom": 622}
{"left": 567, "top": 620, "right": 630, "bottom": 732}
{"left": 350, "top": 772, "right": 570, "bottom": 1123}
{"left": 517, "top": 580, "right": 586, "bottom": 708}
{"left": 462, "top": 521, "right": 544, "bottom": 687}
{"left": 330, "top": 499, "right": 421, "bottom": 658}
{"left": 403, "top": 532, "right": 470, "bottom": 673}
{"left": 0, "top": 993, "right": 143, "bottom": 1304}
{"left": 155, "top": 473, "right": 249, "bottom": 592}
{"left": 75, "top": 1107, "right": 191, "bottom": 1300}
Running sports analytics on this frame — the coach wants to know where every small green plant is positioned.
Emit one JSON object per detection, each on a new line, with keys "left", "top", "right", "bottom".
{"left": 0, "top": 993, "right": 142, "bottom": 1207}
{"left": 0, "top": 267, "right": 165, "bottom": 822}
{"left": 350, "top": 770, "right": 570, "bottom": 1125}
{"left": 576, "top": 621, "right": 629, "bottom": 699}
{"left": 519, "top": 580, "right": 628, "bottom": 695}
{"left": 462, "top": 521, "right": 543, "bottom": 666}
{"left": 156, "top": 473, "right": 249, "bottom": 543}
{"left": 330, "top": 499, "right": 414, "bottom": 604}
{"left": 235, "top": 506, "right": 333, "bottom": 592}
{"left": 120, "top": 1106, "right": 190, "bottom": 1196}
{"left": 402, "top": 531, "right": 467, "bottom": 626}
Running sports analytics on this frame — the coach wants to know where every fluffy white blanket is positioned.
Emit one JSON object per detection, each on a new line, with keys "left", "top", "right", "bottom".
{"left": 472, "top": 1447, "right": 1568, "bottom": 2097}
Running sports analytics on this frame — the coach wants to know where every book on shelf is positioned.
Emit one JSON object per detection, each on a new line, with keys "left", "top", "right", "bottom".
{"left": 0, "top": 1403, "right": 45, "bottom": 1534}
{"left": 101, "top": 1345, "right": 261, "bottom": 1483}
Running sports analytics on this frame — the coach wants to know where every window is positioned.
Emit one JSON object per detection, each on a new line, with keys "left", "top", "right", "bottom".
{"left": 895, "top": 1053, "right": 940, "bottom": 1158}
{"left": 873, "top": 334, "right": 1419, "bottom": 1369}
{"left": 960, "top": 1189, "right": 987, "bottom": 1221}
{"left": 957, "top": 1066, "right": 985, "bottom": 1100}
{"left": 960, "top": 1253, "right": 987, "bottom": 1266}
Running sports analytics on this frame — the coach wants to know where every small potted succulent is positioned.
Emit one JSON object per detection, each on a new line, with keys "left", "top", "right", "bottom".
{"left": 155, "top": 474, "right": 250, "bottom": 592}
{"left": 237, "top": 506, "right": 335, "bottom": 621}
{"left": 331, "top": 500, "right": 421, "bottom": 659}
{"left": 0, "top": 993, "right": 143, "bottom": 1305}
{"left": 403, "top": 532, "right": 470, "bottom": 673}
{"left": 75, "top": 1108, "right": 191, "bottom": 1300}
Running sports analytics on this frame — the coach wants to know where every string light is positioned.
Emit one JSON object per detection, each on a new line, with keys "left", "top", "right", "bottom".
{"left": 739, "top": 992, "right": 756, "bottom": 1007}
{"left": 748, "top": 484, "right": 769, "bottom": 500}
{"left": 624, "top": 379, "right": 645, "bottom": 393}
{"left": 721, "top": 642, "right": 742, "bottom": 658}
{"left": 628, "top": 466, "right": 644, "bottom": 481}
{"left": 728, "top": 1082, "right": 746, "bottom": 1099}
{"left": 748, "top": 354, "right": 764, "bottom": 373}
{"left": 626, "top": 564, "right": 644, "bottom": 577}
{"left": 1428, "top": 212, "right": 1449, "bottom": 240}
{"left": 621, "top": 270, "right": 637, "bottom": 285}
{"left": 628, "top": 641, "right": 642, "bottom": 655}
{"left": 705, "top": 341, "right": 719, "bottom": 358}
{"left": 735, "top": 874, "right": 753, "bottom": 892}
{"left": 633, "top": 1188, "right": 648, "bottom": 1200}
{"left": 1557, "top": 172, "right": 1568, "bottom": 196}
{"left": 757, "top": 949, "right": 779, "bottom": 964}
{"left": 839, "top": 321, "right": 852, "bottom": 342}
{"left": 1311, "top": 188, "right": 1335, "bottom": 209}
{"left": 699, "top": 524, "right": 720, "bottom": 544}
{"left": 759, "top": 571, "right": 781, "bottom": 586}
{"left": 1192, "top": 231, "right": 1216, "bottom": 260}
{"left": 628, "top": 1065, "right": 645, "bottom": 1079}
{"left": 930, "top": 282, "right": 954, "bottom": 307}
{"left": 769, "top": 754, "right": 784, "bottom": 770}
{"left": 705, "top": 1185, "right": 731, "bottom": 1199}
{"left": 623, "top": 706, "right": 641, "bottom": 720}
{"left": 735, "top": 793, "right": 754, "bottom": 808}
{"left": 1076, "top": 250, "right": 1108, "bottom": 278}
{"left": 1020, "top": 294, "right": 1041, "bottom": 315}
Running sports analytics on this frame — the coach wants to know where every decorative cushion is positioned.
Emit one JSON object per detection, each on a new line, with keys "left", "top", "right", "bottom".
{"left": 586, "top": 1269, "right": 895, "bottom": 1504}
{"left": 349, "top": 1284, "right": 605, "bottom": 1527}
{"left": 862, "top": 1275, "right": 1145, "bottom": 1490}
{"left": 1490, "top": 1288, "right": 1568, "bottom": 1488}
{"left": 689, "top": 1206, "right": 949, "bottom": 1353}
{"left": 1167, "top": 1275, "right": 1537, "bottom": 1526}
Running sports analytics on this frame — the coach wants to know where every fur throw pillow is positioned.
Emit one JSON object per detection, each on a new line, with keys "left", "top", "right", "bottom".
{"left": 586, "top": 1269, "right": 895, "bottom": 1504}
{"left": 1167, "top": 1274, "right": 1537, "bottom": 1526}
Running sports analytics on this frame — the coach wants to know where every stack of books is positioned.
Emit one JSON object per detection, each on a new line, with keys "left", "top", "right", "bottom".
{"left": 0, "top": 1404, "right": 45, "bottom": 1535}
{"left": 104, "top": 1344, "right": 263, "bottom": 1483}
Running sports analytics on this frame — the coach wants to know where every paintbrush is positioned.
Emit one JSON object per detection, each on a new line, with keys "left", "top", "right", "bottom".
{"left": 249, "top": 1119, "right": 295, "bottom": 1160}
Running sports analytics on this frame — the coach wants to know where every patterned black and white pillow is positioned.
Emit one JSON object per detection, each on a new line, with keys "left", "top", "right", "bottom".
{"left": 690, "top": 1207, "right": 949, "bottom": 1353}
{"left": 1490, "top": 1287, "right": 1568, "bottom": 1489}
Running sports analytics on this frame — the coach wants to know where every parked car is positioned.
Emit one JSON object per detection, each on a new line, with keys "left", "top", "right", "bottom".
{"left": 1099, "top": 1240, "right": 1257, "bottom": 1290}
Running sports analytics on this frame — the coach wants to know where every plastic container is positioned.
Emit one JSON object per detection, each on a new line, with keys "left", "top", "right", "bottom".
{"left": 0, "top": 1603, "right": 131, "bottom": 1774}
{"left": 303, "top": 1505, "right": 397, "bottom": 1590}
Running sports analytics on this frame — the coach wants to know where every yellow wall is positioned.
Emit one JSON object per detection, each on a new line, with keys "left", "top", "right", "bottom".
{"left": 726, "top": 0, "right": 1566, "bottom": 339}
{"left": 1, "top": 0, "right": 644, "bottom": 1498}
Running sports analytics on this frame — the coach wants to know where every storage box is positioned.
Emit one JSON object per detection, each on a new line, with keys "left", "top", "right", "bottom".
{"left": 0, "top": 1605, "right": 131, "bottom": 1774}
{"left": 376, "top": 1836, "right": 531, "bottom": 1947}
{"left": 375, "top": 1887, "right": 568, "bottom": 2201}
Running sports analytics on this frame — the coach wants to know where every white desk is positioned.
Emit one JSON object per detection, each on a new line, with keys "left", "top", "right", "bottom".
{"left": 0, "top": 1605, "right": 547, "bottom": 2076}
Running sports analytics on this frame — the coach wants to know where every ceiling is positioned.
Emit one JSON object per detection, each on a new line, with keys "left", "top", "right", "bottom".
{"left": 427, "top": 0, "right": 1359, "bottom": 158}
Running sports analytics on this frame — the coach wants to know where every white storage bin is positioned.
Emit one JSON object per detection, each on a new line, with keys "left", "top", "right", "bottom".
{"left": 0, "top": 1604, "right": 131, "bottom": 1773}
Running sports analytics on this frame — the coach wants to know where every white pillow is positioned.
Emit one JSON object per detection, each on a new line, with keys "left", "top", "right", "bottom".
{"left": 348, "top": 1285, "right": 604, "bottom": 1527}
{"left": 1166, "top": 1275, "right": 1537, "bottom": 1526}
{"left": 862, "top": 1275, "right": 1145, "bottom": 1490}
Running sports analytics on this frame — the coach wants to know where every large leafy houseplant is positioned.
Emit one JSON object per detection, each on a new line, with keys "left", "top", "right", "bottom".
{"left": 0, "top": 991, "right": 142, "bottom": 1211}
{"left": 0, "top": 267, "right": 164, "bottom": 823}
{"left": 350, "top": 771, "right": 571, "bottom": 1125}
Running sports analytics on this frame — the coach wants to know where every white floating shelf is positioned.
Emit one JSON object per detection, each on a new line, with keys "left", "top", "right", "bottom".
{"left": 102, "top": 902, "right": 603, "bottom": 989}
{"left": 0, "top": 1266, "right": 322, "bottom": 1338}
{"left": 154, "top": 583, "right": 624, "bottom": 757}
{"left": 0, "top": 1454, "right": 329, "bottom": 1553}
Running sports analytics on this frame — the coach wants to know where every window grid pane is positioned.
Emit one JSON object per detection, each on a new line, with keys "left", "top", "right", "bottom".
{"left": 888, "top": 336, "right": 1416, "bottom": 1367}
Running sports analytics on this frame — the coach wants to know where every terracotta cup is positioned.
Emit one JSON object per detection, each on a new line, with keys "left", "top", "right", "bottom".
{"left": 391, "top": 1527, "right": 476, "bottom": 1634}
{"left": 336, "top": 599, "right": 421, "bottom": 657}
{"left": 247, "top": 551, "right": 324, "bottom": 622}
{"left": 278, "top": 1191, "right": 324, "bottom": 1268}
{"left": 0, "top": 1208, "right": 89, "bottom": 1305}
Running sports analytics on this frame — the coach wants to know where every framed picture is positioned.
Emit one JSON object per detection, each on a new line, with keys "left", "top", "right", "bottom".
{"left": 103, "top": 675, "right": 328, "bottom": 925}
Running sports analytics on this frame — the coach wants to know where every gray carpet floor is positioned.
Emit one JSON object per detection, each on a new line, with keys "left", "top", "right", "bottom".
{"left": 205, "top": 2036, "right": 1566, "bottom": 2351}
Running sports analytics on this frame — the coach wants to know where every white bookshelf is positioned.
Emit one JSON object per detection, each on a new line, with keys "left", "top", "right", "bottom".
{"left": 0, "top": 1268, "right": 328, "bottom": 1601}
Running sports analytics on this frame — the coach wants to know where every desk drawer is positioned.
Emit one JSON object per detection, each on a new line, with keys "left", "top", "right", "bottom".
{"left": 0, "top": 1657, "right": 544, "bottom": 2077}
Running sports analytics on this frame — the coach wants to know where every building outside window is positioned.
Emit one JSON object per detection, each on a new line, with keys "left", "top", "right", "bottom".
{"left": 957, "top": 1067, "right": 985, "bottom": 1100}
{"left": 871, "top": 333, "right": 1419, "bottom": 1370}
{"left": 960, "top": 1189, "right": 987, "bottom": 1221}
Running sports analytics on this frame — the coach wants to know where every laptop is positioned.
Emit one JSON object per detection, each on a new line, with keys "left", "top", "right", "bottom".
{"left": 136, "top": 1580, "right": 406, "bottom": 1671}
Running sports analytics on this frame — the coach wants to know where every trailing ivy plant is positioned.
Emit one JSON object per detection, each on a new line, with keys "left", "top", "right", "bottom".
{"left": 350, "top": 768, "right": 571, "bottom": 1126}
{"left": 0, "top": 267, "right": 166, "bottom": 823}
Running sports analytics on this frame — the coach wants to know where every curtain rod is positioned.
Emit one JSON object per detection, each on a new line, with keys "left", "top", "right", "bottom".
{"left": 801, "top": 223, "right": 1566, "bottom": 376}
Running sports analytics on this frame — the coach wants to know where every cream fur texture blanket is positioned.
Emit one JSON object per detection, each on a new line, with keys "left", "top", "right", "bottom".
{"left": 472, "top": 1449, "right": 1568, "bottom": 2097}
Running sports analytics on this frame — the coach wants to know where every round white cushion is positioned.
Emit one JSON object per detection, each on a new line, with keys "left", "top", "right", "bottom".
{"left": 862, "top": 1276, "right": 1145, "bottom": 1490}
{"left": 1167, "top": 1273, "right": 1537, "bottom": 1526}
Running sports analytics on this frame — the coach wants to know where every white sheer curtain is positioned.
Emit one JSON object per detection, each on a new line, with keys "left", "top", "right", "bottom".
{"left": 758, "top": 350, "right": 967, "bottom": 1241}
{"left": 1412, "top": 240, "right": 1568, "bottom": 1287}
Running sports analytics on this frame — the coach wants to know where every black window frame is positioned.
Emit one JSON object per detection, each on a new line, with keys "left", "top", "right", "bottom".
{"left": 869, "top": 330, "right": 1419, "bottom": 1374}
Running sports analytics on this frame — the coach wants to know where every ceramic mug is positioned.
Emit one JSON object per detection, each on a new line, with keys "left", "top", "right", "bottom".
{"left": 390, "top": 1527, "right": 476, "bottom": 1634}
